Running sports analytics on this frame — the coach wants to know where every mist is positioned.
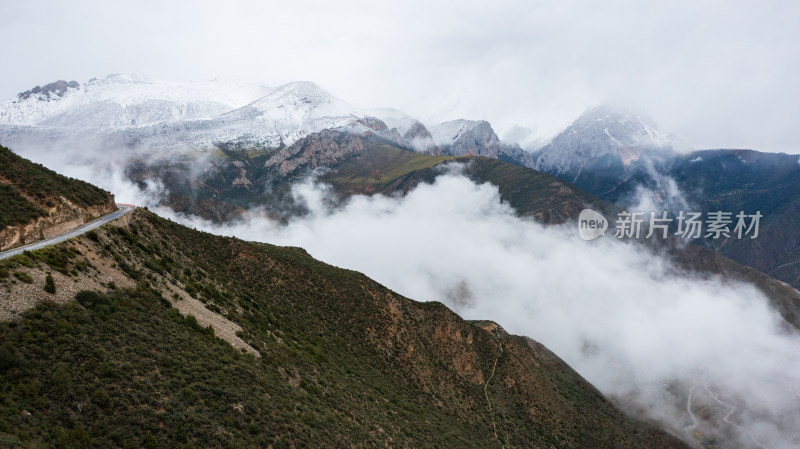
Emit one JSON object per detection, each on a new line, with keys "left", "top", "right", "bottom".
{"left": 10, "top": 137, "right": 800, "bottom": 447}
{"left": 3, "top": 1, "right": 800, "bottom": 153}
{"left": 143, "top": 168, "right": 799, "bottom": 448}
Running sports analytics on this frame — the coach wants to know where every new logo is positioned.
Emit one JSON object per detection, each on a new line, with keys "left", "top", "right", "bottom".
{"left": 578, "top": 209, "right": 608, "bottom": 240}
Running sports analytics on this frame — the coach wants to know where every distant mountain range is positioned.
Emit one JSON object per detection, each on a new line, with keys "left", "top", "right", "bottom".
{"left": 0, "top": 74, "right": 527, "bottom": 160}
{"left": 2, "top": 74, "right": 799, "bottom": 291}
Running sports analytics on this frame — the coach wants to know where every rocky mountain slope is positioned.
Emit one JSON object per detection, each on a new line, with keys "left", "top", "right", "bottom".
{"left": 429, "top": 119, "right": 532, "bottom": 165}
{"left": 120, "top": 133, "right": 800, "bottom": 334}
{"left": 0, "top": 145, "right": 116, "bottom": 251}
{"left": 123, "top": 129, "right": 610, "bottom": 225}
{"left": 658, "top": 149, "right": 800, "bottom": 290}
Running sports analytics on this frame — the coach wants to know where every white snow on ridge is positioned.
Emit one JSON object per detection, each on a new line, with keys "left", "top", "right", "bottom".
{"left": 0, "top": 75, "right": 372, "bottom": 152}
{"left": 0, "top": 73, "right": 275, "bottom": 127}
{"left": 200, "top": 81, "right": 364, "bottom": 148}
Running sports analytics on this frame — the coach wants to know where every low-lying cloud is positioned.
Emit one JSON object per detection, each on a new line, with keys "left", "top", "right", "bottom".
{"left": 8, "top": 141, "right": 800, "bottom": 448}
{"left": 155, "top": 169, "right": 800, "bottom": 448}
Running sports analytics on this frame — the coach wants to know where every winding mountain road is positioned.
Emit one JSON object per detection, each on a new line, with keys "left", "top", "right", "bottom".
{"left": 0, "top": 204, "right": 135, "bottom": 261}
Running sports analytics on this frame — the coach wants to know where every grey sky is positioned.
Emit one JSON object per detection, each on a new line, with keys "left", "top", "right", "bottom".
{"left": 1, "top": 0, "right": 799, "bottom": 153}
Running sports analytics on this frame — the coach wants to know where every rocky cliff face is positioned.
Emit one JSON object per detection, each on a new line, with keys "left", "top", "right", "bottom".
{"left": 16, "top": 80, "right": 81, "bottom": 102}
{"left": 263, "top": 128, "right": 383, "bottom": 175}
{"left": 429, "top": 119, "right": 532, "bottom": 166}
{"left": 0, "top": 195, "right": 116, "bottom": 251}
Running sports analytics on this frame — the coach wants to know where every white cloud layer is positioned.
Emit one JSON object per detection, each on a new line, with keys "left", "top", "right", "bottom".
{"left": 138, "top": 171, "right": 800, "bottom": 448}
{"left": 1, "top": 0, "right": 799, "bottom": 152}
{"left": 12, "top": 136, "right": 800, "bottom": 446}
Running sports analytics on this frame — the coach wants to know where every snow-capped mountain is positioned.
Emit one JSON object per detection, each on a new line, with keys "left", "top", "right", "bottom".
{"left": 209, "top": 81, "right": 363, "bottom": 148}
{"left": 532, "top": 103, "right": 678, "bottom": 176}
{"left": 0, "top": 74, "right": 537, "bottom": 160}
{"left": 429, "top": 119, "right": 531, "bottom": 164}
{"left": 530, "top": 103, "right": 679, "bottom": 191}
{"left": 0, "top": 73, "right": 275, "bottom": 128}
{"left": 0, "top": 75, "right": 379, "bottom": 153}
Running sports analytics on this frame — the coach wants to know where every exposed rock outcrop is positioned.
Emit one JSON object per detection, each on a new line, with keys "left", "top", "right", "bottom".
{"left": 0, "top": 195, "right": 116, "bottom": 251}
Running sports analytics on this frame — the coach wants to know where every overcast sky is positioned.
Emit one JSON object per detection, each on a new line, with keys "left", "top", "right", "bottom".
{"left": 1, "top": 0, "right": 799, "bottom": 152}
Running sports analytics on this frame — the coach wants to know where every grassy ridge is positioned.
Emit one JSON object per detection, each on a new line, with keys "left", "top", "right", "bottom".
{"left": 322, "top": 145, "right": 613, "bottom": 224}
{"left": 326, "top": 144, "right": 456, "bottom": 187}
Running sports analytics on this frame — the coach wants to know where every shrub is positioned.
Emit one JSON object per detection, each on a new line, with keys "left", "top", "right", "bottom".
{"left": 45, "top": 274, "right": 56, "bottom": 294}
{"left": 13, "top": 272, "right": 33, "bottom": 284}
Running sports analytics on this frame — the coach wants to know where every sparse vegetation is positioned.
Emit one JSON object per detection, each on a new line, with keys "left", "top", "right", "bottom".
{"left": 0, "top": 246, "right": 83, "bottom": 278}
{"left": 12, "top": 271, "right": 32, "bottom": 284}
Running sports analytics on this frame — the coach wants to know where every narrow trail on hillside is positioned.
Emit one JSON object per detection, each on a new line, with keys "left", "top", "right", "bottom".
{"left": 704, "top": 386, "right": 770, "bottom": 449}
{"left": 484, "top": 341, "right": 504, "bottom": 448}
{"left": 685, "top": 385, "right": 699, "bottom": 434}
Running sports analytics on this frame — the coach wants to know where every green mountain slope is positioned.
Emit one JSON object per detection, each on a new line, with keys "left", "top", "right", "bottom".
{"left": 668, "top": 150, "right": 800, "bottom": 290}
{"left": 0, "top": 145, "right": 112, "bottom": 229}
{"left": 320, "top": 144, "right": 615, "bottom": 224}
{"left": 0, "top": 208, "right": 688, "bottom": 448}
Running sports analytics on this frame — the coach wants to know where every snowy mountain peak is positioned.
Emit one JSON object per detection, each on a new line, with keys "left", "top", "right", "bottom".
{"left": 238, "top": 81, "right": 357, "bottom": 119}
{"left": 370, "top": 108, "right": 419, "bottom": 135}
{"left": 569, "top": 103, "right": 671, "bottom": 148}
{"left": 533, "top": 103, "right": 678, "bottom": 176}
{"left": 207, "top": 80, "right": 364, "bottom": 148}
{"left": 0, "top": 74, "right": 275, "bottom": 127}
{"left": 266, "top": 81, "right": 333, "bottom": 101}
{"left": 430, "top": 119, "right": 491, "bottom": 147}
{"left": 429, "top": 119, "right": 529, "bottom": 163}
